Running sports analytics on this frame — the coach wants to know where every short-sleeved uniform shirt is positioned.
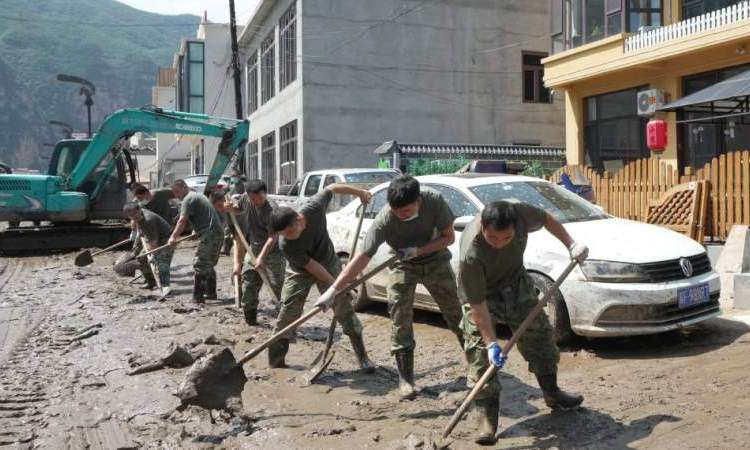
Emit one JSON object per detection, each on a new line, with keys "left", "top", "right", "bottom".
{"left": 180, "top": 191, "right": 221, "bottom": 236}
{"left": 137, "top": 209, "right": 172, "bottom": 246}
{"left": 362, "top": 189, "right": 454, "bottom": 264}
{"left": 143, "top": 188, "right": 175, "bottom": 224}
{"left": 237, "top": 195, "right": 275, "bottom": 246}
{"left": 279, "top": 190, "right": 336, "bottom": 271}
{"left": 458, "top": 202, "right": 547, "bottom": 305}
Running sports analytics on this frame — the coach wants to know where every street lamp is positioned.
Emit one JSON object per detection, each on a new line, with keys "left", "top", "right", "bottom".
{"left": 49, "top": 120, "right": 73, "bottom": 139}
{"left": 56, "top": 74, "right": 96, "bottom": 138}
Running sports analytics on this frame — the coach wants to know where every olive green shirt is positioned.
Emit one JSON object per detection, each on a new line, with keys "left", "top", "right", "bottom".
{"left": 137, "top": 209, "right": 171, "bottom": 246}
{"left": 279, "top": 189, "right": 336, "bottom": 271}
{"left": 237, "top": 195, "right": 275, "bottom": 246}
{"left": 362, "top": 189, "right": 453, "bottom": 263}
{"left": 143, "top": 188, "right": 175, "bottom": 224}
{"left": 179, "top": 191, "right": 221, "bottom": 236}
{"left": 458, "top": 202, "right": 547, "bottom": 304}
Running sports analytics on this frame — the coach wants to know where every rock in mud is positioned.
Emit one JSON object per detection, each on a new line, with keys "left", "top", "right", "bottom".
{"left": 174, "top": 347, "right": 247, "bottom": 411}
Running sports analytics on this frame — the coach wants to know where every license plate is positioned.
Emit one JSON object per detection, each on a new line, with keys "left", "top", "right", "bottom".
{"left": 677, "top": 283, "right": 710, "bottom": 309}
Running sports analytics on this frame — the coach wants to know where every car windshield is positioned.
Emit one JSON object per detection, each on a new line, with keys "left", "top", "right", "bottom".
{"left": 469, "top": 181, "right": 608, "bottom": 223}
{"left": 344, "top": 171, "right": 397, "bottom": 183}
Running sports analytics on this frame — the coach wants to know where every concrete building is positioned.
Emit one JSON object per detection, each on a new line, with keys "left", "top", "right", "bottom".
{"left": 544, "top": 0, "right": 750, "bottom": 174}
{"left": 239, "top": 0, "right": 564, "bottom": 193}
{"left": 152, "top": 17, "right": 243, "bottom": 186}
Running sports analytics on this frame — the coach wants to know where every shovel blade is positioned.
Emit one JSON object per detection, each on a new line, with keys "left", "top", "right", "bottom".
{"left": 306, "top": 350, "right": 336, "bottom": 384}
{"left": 74, "top": 250, "right": 94, "bottom": 267}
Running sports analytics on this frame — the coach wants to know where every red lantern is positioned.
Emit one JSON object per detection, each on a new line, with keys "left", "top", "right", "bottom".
{"left": 647, "top": 119, "right": 668, "bottom": 153}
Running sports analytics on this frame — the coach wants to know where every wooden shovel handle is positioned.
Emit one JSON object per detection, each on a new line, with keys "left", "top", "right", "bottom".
{"left": 139, "top": 234, "right": 191, "bottom": 258}
{"left": 89, "top": 237, "right": 132, "bottom": 257}
{"left": 441, "top": 260, "right": 579, "bottom": 439}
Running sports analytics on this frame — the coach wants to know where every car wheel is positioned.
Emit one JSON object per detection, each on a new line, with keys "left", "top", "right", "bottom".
{"left": 528, "top": 272, "right": 575, "bottom": 346}
{"left": 339, "top": 254, "right": 371, "bottom": 312}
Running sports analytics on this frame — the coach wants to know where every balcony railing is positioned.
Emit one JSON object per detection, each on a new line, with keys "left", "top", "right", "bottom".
{"left": 624, "top": 1, "right": 750, "bottom": 53}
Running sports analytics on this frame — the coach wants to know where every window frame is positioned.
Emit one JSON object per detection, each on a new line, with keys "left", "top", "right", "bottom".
{"left": 261, "top": 30, "right": 276, "bottom": 105}
{"left": 261, "top": 132, "right": 276, "bottom": 193}
{"left": 279, "top": 120, "right": 297, "bottom": 190}
{"left": 522, "top": 51, "right": 552, "bottom": 104}
{"left": 246, "top": 50, "right": 259, "bottom": 114}
{"left": 279, "top": 3, "right": 297, "bottom": 91}
{"left": 186, "top": 41, "right": 205, "bottom": 114}
{"left": 247, "top": 140, "right": 259, "bottom": 180}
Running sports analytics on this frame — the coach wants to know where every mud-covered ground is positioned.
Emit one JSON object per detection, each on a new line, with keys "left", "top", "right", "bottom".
{"left": 1, "top": 244, "right": 749, "bottom": 449}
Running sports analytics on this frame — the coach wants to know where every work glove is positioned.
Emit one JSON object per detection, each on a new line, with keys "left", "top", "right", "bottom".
{"left": 568, "top": 241, "right": 589, "bottom": 263}
{"left": 398, "top": 247, "right": 419, "bottom": 261}
{"left": 314, "top": 285, "right": 339, "bottom": 311}
{"left": 487, "top": 342, "right": 507, "bottom": 369}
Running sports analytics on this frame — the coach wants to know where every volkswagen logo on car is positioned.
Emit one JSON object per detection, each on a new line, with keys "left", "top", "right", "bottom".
{"left": 679, "top": 257, "right": 693, "bottom": 278}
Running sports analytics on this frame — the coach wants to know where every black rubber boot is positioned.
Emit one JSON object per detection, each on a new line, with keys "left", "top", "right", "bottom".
{"left": 204, "top": 270, "right": 217, "bottom": 300}
{"left": 142, "top": 270, "right": 157, "bottom": 290}
{"left": 244, "top": 309, "right": 258, "bottom": 326}
{"left": 394, "top": 350, "right": 417, "bottom": 400}
{"left": 536, "top": 373, "right": 584, "bottom": 410}
{"left": 267, "top": 339, "right": 289, "bottom": 368}
{"left": 474, "top": 397, "right": 500, "bottom": 445}
{"left": 348, "top": 333, "right": 375, "bottom": 373}
{"left": 192, "top": 274, "right": 205, "bottom": 304}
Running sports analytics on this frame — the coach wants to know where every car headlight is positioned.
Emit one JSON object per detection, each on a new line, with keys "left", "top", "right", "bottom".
{"left": 580, "top": 260, "right": 650, "bottom": 283}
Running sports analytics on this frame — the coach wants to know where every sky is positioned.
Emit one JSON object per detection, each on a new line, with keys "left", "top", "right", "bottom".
{"left": 115, "top": 0, "right": 261, "bottom": 24}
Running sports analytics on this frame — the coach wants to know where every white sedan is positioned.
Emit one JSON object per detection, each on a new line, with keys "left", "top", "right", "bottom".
{"left": 327, "top": 174, "right": 721, "bottom": 343}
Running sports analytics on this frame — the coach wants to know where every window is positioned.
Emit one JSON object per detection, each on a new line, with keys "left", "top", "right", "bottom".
{"left": 246, "top": 51, "right": 258, "bottom": 114}
{"left": 247, "top": 140, "right": 259, "bottom": 180}
{"left": 584, "top": 87, "right": 649, "bottom": 171}
{"left": 323, "top": 175, "right": 340, "bottom": 187}
{"left": 279, "top": 120, "right": 297, "bottom": 189}
{"left": 522, "top": 52, "right": 551, "bottom": 103}
{"left": 187, "top": 42, "right": 204, "bottom": 113}
{"left": 627, "top": 0, "right": 661, "bottom": 32}
{"left": 261, "top": 30, "right": 275, "bottom": 104}
{"left": 683, "top": 0, "right": 743, "bottom": 19}
{"left": 425, "top": 185, "right": 479, "bottom": 218}
{"left": 261, "top": 132, "right": 276, "bottom": 193}
{"left": 279, "top": 4, "right": 297, "bottom": 90}
{"left": 304, "top": 175, "right": 322, "bottom": 197}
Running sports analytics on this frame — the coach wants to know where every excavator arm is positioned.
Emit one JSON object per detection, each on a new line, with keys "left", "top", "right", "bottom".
{"left": 68, "top": 107, "right": 249, "bottom": 192}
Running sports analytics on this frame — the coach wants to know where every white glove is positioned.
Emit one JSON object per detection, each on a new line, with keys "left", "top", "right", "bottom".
{"left": 568, "top": 241, "right": 589, "bottom": 263}
{"left": 314, "top": 286, "right": 339, "bottom": 311}
{"left": 398, "top": 247, "right": 419, "bottom": 261}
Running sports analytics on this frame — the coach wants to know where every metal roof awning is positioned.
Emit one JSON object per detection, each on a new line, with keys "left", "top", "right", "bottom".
{"left": 373, "top": 140, "right": 565, "bottom": 158}
{"left": 659, "top": 68, "right": 750, "bottom": 112}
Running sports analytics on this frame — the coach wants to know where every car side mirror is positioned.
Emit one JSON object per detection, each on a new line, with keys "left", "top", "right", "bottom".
{"left": 453, "top": 216, "right": 473, "bottom": 231}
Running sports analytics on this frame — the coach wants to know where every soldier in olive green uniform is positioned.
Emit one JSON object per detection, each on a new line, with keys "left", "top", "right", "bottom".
{"left": 227, "top": 179, "right": 285, "bottom": 326}
{"left": 267, "top": 185, "right": 373, "bottom": 372}
{"left": 324, "top": 175, "right": 464, "bottom": 400}
{"left": 458, "top": 200, "right": 588, "bottom": 445}
{"left": 132, "top": 184, "right": 177, "bottom": 225}
{"left": 123, "top": 203, "right": 175, "bottom": 294}
{"left": 168, "top": 180, "right": 224, "bottom": 303}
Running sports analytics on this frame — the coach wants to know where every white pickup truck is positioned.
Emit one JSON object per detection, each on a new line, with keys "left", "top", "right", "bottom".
{"left": 269, "top": 168, "right": 400, "bottom": 211}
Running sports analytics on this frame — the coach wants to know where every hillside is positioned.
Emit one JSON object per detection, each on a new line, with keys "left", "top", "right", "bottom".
{"left": 0, "top": 0, "right": 200, "bottom": 169}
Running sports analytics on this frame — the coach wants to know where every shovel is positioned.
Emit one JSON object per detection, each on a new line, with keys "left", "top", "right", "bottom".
{"left": 74, "top": 237, "right": 132, "bottom": 267}
{"left": 227, "top": 209, "right": 280, "bottom": 303}
{"left": 136, "top": 234, "right": 192, "bottom": 262}
{"left": 140, "top": 236, "right": 167, "bottom": 298}
{"left": 307, "top": 199, "right": 368, "bottom": 383}
{"left": 440, "top": 259, "right": 579, "bottom": 441}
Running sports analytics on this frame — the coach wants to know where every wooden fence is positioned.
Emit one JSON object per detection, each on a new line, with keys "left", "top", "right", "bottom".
{"left": 549, "top": 150, "right": 750, "bottom": 242}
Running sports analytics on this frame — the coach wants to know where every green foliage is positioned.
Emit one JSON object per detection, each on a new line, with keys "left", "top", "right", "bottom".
{"left": 522, "top": 161, "right": 553, "bottom": 179}
{"left": 377, "top": 158, "right": 391, "bottom": 169}
{"left": 0, "top": 0, "right": 199, "bottom": 168}
{"left": 407, "top": 156, "right": 469, "bottom": 176}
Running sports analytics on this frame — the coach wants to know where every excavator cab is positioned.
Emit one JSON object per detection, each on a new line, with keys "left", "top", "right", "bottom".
{"left": 48, "top": 139, "right": 137, "bottom": 220}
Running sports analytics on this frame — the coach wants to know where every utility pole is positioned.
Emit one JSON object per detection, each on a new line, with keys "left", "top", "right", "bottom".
{"left": 56, "top": 74, "right": 96, "bottom": 138}
{"left": 228, "top": 0, "right": 245, "bottom": 174}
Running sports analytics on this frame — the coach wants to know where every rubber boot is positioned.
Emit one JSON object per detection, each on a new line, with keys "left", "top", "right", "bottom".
{"left": 348, "top": 333, "right": 375, "bottom": 373}
{"left": 204, "top": 270, "right": 217, "bottom": 300}
{"left": 142, "top": 270, "right": 157, "bottom": 290}
{"left": 394, "top": 350, "right": 417, "bottom": 400}
{"left": 474, "top": 397, "right": 500, "bottom": 445}
{"left": 267, "top": 339, "right": 289, "bottom": 368}
{"left": 536, "top": 373, "right": 584, "bottom": 410}
{"left": 244, "top": 309, "right": 258, "bottom": 326}
{"left": 192, "top": 274, "right": 205, "bottom": 303}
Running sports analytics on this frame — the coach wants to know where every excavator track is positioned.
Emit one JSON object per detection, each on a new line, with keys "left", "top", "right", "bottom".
{"left": 0, "top": 223, "right": 130, "bottom": 255}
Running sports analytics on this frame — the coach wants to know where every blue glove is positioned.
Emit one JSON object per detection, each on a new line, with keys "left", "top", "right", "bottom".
{"left": 487, "top": 342, "right": 507, "bottom": 369}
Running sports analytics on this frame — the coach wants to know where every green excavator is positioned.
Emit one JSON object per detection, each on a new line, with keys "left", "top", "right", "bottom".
{"left": 0, "top": 106, "right": 249, "bottom": 253}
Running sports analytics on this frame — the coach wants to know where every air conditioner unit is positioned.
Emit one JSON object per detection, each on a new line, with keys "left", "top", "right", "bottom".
{"left": 637, "top": 89, "right": 666, "bottom": 116}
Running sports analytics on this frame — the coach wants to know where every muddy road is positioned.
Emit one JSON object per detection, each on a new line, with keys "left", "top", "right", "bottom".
{"left": 1, "top": 245, "right": 749, "bottom": 449}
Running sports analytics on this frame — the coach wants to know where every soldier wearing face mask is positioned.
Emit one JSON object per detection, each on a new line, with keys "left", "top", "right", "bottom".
{"left": 321, "top": 175, "right": 465, "bottom": 400}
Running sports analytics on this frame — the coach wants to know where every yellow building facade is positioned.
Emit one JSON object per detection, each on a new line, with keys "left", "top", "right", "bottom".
{"left": 544, "top": 0, "right": 750, "bottom": 173}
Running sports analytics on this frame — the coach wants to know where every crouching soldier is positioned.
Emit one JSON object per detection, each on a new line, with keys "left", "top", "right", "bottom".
{"left": 168, "top": 180, "right": 224, "bottom": 302}
{"left": 226, "top": 180, "right": 286, "bottom": 326}
{"left": 458, "top": 200, "right": 587, "bottom": 445}
{"left": 266, "top": 184, "right": 373, "bottom": 371}
{"left": 322, "top": 175, "right": 465, "bottom": 400}
{"left": 123, "top": 202, "right": 175, "bottom": 296}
